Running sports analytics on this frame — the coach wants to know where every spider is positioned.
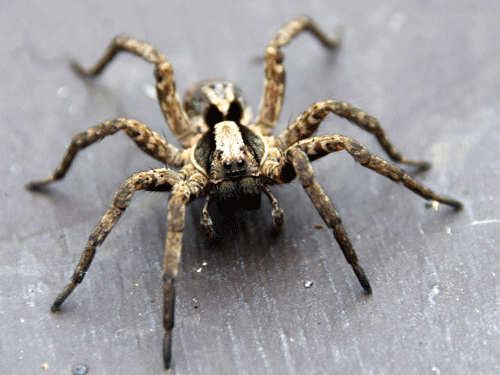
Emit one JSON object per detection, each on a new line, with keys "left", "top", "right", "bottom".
{"left": 27, "top": 15, "right": 462, "bottom": 369}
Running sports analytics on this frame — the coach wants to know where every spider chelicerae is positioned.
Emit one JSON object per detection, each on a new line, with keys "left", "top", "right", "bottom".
{"left": 27, "top": 15, "right": 462, "bottom": 369}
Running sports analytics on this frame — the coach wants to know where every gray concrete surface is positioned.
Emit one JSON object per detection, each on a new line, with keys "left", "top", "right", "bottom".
{"left": 1, "top": 1, "right": 499, "bottom": 374}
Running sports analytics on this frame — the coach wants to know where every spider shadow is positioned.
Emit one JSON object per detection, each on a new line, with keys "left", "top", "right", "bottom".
{"left": 185, "top": 197, "right": 288, "bottom": 270}
{"left": 67, "top": 59, "right": 131, "bottom": 121}
{"left": 24, "top": 182, "right": 105, "bottom": 231}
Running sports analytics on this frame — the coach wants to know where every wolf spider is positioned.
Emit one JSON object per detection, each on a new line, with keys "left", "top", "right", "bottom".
{"left": 27, "top": 15, "right": 462, "bottom": 369}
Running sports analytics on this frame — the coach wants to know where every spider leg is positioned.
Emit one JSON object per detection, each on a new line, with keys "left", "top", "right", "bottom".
{"left": 71, "top": 35, "right": 198, "bottom": 147}
{"left": 51, "top": 168, "right": 182, "bottom": 312}
{"left": 295, "top": 135, "right": 463, "bottom": 209}
{"left": 200, "top": 196, "right": 215, "bottom": 239}
{"left": 261, "top": 186, "right": 284, "bottom": 232}
{"left": 255, "top": 15, "right": 342, "bottom": 135}
{"left": 279, "top": 100, "right": 431, "bottom": 170}
{"left": 162, "top": 171, "right": 207, "bottom": 369}
{"left": 26, "top": 118, "right": 188, "bottom": 190}
{"left": 285, "top": 146, "right": 372, "bottom": 293}
{"left": 266, "top": 137, "right": 462, "bottom": 292}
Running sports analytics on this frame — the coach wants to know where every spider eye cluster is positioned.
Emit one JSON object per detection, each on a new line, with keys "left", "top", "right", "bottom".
{"left": 223, "top": 158, "right": 245, "bottom": 170}
{"left": 216, "top": 147, "right": 247, "bottom": 170}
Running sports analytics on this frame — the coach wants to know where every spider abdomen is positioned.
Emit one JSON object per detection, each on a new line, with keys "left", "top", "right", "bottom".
{"left": 183, "top": 80, "right": 253, "bottom": 131}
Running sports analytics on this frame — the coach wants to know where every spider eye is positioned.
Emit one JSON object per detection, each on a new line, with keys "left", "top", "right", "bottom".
{"left": 223, "top": 161, "right": 232, "bottom": 169}
{"left": 218, "top": 152, "right": 224, "bottom": 160}
{"left": 205, "top": 105, "right": 223, "bottom": 128}
{"left": 226, "top": 101, "right": 242, "bottom": 123}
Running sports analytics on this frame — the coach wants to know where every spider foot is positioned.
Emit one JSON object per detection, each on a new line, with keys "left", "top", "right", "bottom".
{"left": 406, "top": 159, "right": 432, "bottom": 172}
{"left": 447, "top": 198, "right": 464, "bottom": 211}
{"left": 50, "top": 300, "right": 63, "bottom": 313}
{"left": 426, "top": 198, "right": 463, "bottom": 211}
{"left": 271, "top": 207, "right": 284, "bottom": 233}
{"left": 70, "top": 60, "right": 97, "bottom": 78}
{"left": 25, "top": 177, "right": 56, "bottom": 191}
{"left": 51, "top": 280, "right": 78, "bottom": 312}
{"left": 262, "top": 186, "right": 284, "bottom": 233}
{"left": 352, "top": 263, "right": 372, "bottom": 294}
{"left": 328, "top": 25, "right": 344, "bottom": 48}
{"left": 419, "top": 160, "right": 432, "bottom": 171}
{"left": 163, "top": 331, "right": 172, "bottom": 369}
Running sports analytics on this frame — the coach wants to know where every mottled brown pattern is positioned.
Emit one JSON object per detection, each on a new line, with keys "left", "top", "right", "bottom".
{"left": 255, "top": 15, "right": 342, "bottom": 135}
{"left": 280, "top": 100, "right": 431, "bottom": 169}
{"left": 49, "top": 168, "right": 181, "bottom": 313}
{"left": 71, "top": 35, "right": 196, "bottom": 147}
{"left": 26, "top": 15, "right": 462, "bottom": 370}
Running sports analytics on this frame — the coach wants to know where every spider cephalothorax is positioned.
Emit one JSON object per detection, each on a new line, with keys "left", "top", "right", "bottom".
{"left": 199, "top": 119, "right": 265, "bottom": 210}
{"left": 188, "top": 81, "right": 269, "bottom": 210}
{"left": 27, "top": 15, "right": 462, "bottom": 369}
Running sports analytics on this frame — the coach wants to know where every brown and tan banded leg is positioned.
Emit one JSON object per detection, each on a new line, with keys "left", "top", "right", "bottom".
{"left": 262, "top": 186, "right": 284, "bottom": 232}
{"left": 286, "top": 146, "right": 372, "bottom": 293}
{"left": 26, "top": 119, "right": 187, "bottom": 189}
{"left": 162, "top": 172, "right": 208, "bottom": 369}
{"left": 295, "top": 136, "right": 463, "bottom": 209}
{"left": 255, "top": 15, "right": 342, "bottom": 135}
{"left": 71, "top": 35, "right": 198, "bottom": 147}
{"left": 279, "top": 100, "right": 431, "bottom": 170}
{"left": 51, "top": 168, "right": 182, "bottom": 312}
{"left": 200, "top": 196, "right": 215, "bottom": 239}
{"left": 266, "top": 138, "right": 462, "bottom": 292}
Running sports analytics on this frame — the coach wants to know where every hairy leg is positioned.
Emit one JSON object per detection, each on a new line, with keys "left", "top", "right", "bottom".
{"left": 261, "top": 186, "right": 284, "bottom": 232}
{"left": 200, "top": 196, "right": 215, "bottom": 239}
{"left": 51, "top": 168, "right": 181, "bottom": 312}
{"left": 265, "top": 137, "right": 461, "bottom": 292}
{"left": 279, "top": 100, "right": 431, "bottom": 170}
{"left": 162, "top": 171, "right": 208, "bottom": 369}
{"left": 295, "top": 135, "right": 463, "bottom": 209}
{"left": 72, "top": 35, "right": 198, "bottom": 146}
{"left": 255, "top": 15, "right": 342, "bottom": 135}
{"left": 26, "top": 118, "right": 187, "bottom": 189}
{"left": 286, "top": 146, "right": 372, "bottom": 293}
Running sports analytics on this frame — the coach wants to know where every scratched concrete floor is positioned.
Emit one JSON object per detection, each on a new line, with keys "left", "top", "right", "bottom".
{"left": 2, "top": 1, "right": 499, "bottom": 374}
